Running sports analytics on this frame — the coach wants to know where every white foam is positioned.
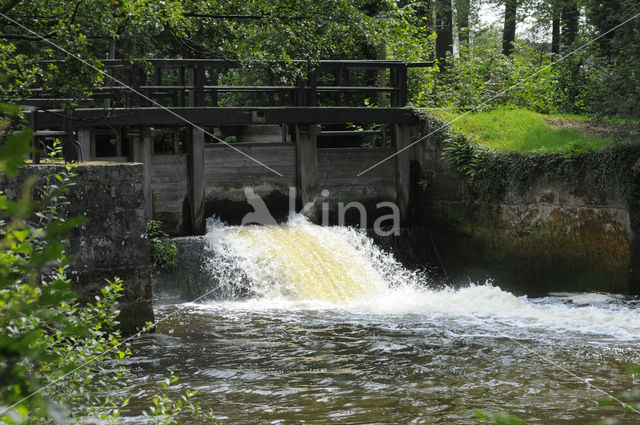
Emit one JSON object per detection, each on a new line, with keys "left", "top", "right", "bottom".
{"left": 200, "top": 216, "right": 640, "bottom": 340}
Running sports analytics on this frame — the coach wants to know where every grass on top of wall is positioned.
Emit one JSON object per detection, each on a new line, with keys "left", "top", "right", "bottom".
{"left": 432, "top": 108, "right": 614, "bottom": 153}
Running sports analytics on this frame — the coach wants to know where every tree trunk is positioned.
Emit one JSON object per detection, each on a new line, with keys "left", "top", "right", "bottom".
{"left": 502, "top": 0, "right": 517, "bottom": 56}
{"left": 552, "top": 17, "right": 560, "bottom": 53}
{"left": 455, "top": 0, "right": 470, "bottom": 48}
{"left": 561, "top": 0, "right": 579, "bottom": 47}
{"left": 435, "top": 0, "right": 453, "bottom": 67}
{"left": 551, "top": 0, "right": 561, "bottom": 54}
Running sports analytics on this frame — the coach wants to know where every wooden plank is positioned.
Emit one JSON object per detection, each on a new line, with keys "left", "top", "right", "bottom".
{"left": 316, "top": 86, "right": 396, "bottom": 92}
{"left": 296, "top": 124, "right": 320, "bottom": 222}
{"left": 77, "top": 128, "right": 91, "bottom": 162}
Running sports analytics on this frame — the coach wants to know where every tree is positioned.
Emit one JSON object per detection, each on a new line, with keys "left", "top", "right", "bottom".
{"left": 0, "top": 0, "right": 387, "bottom": 105}
{"left": 415, "top": 0, "right": 434, "bottom": 37}
{"left": 502, "top": 0, "right": 518, "bottom": 55}
{"left": 551, "top": 0, "right": 561, "bottom": 54}
{"left": 560, "top": 0, "right": 579, "bottom": 48}
{"left": 435, "top": 0, "right": 454, "bottom": 66}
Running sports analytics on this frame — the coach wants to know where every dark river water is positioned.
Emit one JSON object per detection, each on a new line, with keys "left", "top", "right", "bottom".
{"left": 121, "top": 220, "right": 640, "bottom": 424}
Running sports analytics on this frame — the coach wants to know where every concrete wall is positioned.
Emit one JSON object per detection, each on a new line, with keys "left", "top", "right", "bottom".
{"left": 1, "top": 163, "right": 154, "bottom": 333}
{"left": 413, "top": 129, "right": 640, "bottom": 295}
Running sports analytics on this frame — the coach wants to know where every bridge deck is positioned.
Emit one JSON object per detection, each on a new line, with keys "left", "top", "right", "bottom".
{"left": 33, "top": 106, "right": 418, "bottom": 128}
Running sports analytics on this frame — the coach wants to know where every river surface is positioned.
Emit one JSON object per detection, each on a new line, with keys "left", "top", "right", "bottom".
{"left": 123, "top": 218, "right": 640, "bottom": 424}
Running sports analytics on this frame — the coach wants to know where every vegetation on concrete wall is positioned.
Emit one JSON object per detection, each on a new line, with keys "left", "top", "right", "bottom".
{"left": 148, "top": 220, "right": 179, "bottom": 273}
{"left": 429, "top": 114, "right": 640, "bottom": 206}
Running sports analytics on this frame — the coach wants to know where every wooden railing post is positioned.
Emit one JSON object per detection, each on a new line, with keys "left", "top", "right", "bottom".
{"left": 140, "top": 65, "right": 149, "bottom": 106}
{"left": 130, "top": 63, "right": 141, "bottom": 107}
{"left": 394, "top": 123, "right": 411, "bottom": 222}
{"left": 178, "top": 66, "right": 186, "bottom": 106}
{"left": 295, "top": 124, "right": 320, "bottom": 221}
{"left": 194, "top": 65, "right": 206, "bottom": 107}
{"left": 210, "top": 68, "right": 219, "bottom": 107}
{"left": 154, "top": 65, "right": 163, "bottom": 105}
{"left": 188, "top": 127, "right": 206, "bottom": 234}
{"left": 308, "top": 70, "right": 318, "bottom": 106}
{"left": 267, "top": 69, "right": 275, "bottom": 106}
{"left": 398, "top": 63, "right": 408, "bottom": 106}
{"left": 295, "top": 76, "right": 307, "bottom": 106}
{"left": 390, "top": 66, "right": 398, "bottom": 107}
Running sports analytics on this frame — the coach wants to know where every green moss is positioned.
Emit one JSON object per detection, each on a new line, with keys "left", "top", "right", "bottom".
{"left": 432, "top": 108, "right": 612, "bottom": 153}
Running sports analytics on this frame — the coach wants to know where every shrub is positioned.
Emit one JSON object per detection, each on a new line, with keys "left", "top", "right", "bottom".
{"left": 147, "top": 220, "right": 178, "bottom": 272}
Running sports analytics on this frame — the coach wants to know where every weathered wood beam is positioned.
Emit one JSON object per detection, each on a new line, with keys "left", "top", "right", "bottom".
{"left": 33, "top": 107, "right": 419, "bottom": 128}
{"left": 77, "top": 127, "right": 91, "bottom": 162}
{"left": 393, "top": 124, "right": 411, "bottom": 223}
{"left": 188, "top": 127, "right": 205, "bottom": 234}
{"left": 295, "top": 124, "right": 320, "bottom": 221}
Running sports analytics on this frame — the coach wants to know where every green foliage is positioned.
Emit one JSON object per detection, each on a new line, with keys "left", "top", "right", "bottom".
{"left": 436, "top": 109, "right": 612, "bottom": 153}
{"left": 412, "top": 30, "right": 559, "bottom": 114}
{"left": 0, "top": 101, "right": 130, "bottom": 423}
{"left": 147, "top": 220, "right": 178, "bottom": 273}
{"left": 0, "top": 0, "right": 397, "bottom": 105}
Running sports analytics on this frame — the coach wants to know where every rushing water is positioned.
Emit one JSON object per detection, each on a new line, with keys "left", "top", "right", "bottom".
{"left": 124, "top": 217, "right": 640, "bottom": 424}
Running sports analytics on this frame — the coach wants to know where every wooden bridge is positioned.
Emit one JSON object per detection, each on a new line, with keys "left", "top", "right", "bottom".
{"left": 23, "top": 59, "right": 430, "bottom": 234}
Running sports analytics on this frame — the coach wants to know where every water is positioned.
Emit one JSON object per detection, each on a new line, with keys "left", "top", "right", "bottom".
{"left": 124, "top": 217, "right": 640, "bottom": 424}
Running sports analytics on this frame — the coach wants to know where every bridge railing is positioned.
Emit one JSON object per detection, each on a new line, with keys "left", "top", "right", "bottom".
{"left": 23, "top": 59, "right": 431, "bottom": 109}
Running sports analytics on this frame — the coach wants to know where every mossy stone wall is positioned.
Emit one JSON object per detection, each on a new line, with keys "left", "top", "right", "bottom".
{"left": 1, "top": 163, "right": 154, "bottom": 333}
{"left": 412, "top": 117, "right": 640, "bottom": 295}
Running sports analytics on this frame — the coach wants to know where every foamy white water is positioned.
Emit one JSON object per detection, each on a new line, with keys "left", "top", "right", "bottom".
{"left": 200, "top": 216, "right": 640, "bottom": 340}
